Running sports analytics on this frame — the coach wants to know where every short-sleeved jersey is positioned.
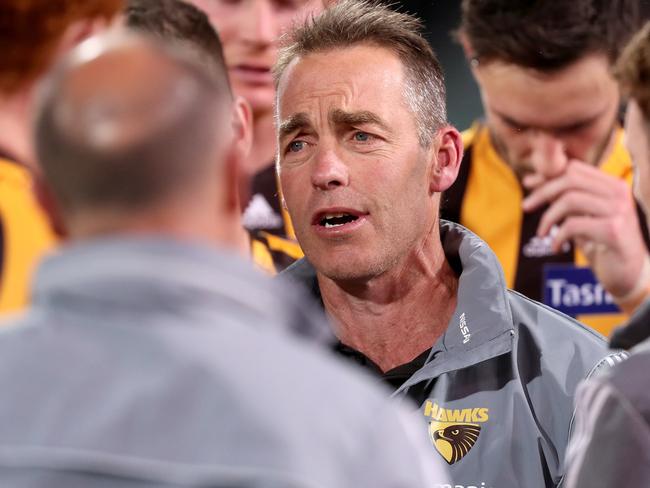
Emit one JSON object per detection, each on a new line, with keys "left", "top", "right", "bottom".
{"left": 0, "top": 158, "right": 57, "bottom": 315}
{"left": 441, "top": 123, "right": 650, "bottom": 336}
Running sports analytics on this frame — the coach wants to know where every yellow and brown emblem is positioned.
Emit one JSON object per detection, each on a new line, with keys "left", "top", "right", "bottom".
{"left": 429, "top": 422, "right": 481, "bottom": 464}
{"left": 423, "top": 400, "right": 489, "bottom": 465}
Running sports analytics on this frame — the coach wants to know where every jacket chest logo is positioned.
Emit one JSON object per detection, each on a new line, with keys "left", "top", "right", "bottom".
{"left": 423, "top": 400, "right": 489, "bottom": 465}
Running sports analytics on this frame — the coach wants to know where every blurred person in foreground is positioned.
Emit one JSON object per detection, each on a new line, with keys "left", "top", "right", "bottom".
{"left": 0, "top": 1, "right": 123, "bottom": 314}
{"left": 275, "top": 1, "right": 623, "bottom": 486}
{"left": 564, "top": 22, "right": 650, "bottom": 487}
{"left": 186, "top": 0, "right": 326, "bottom": 273}
{"left": 446, "top": 0, "right": 648, "bottom": 335}
{"left": 0, "top": 32, "right": 449, "bottom": 487}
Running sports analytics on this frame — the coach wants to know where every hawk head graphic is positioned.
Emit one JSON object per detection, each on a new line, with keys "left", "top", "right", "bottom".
{"left": 429, "top": 423, "right": 481, "bottom": 465}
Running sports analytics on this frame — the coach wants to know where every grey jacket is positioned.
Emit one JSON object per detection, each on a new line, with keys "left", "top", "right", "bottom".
{"left": 0, "top": 238, "right": 449, "bottom": 487}
{"left": 564, "top": 299, "right": 650, "bottom": 488}
{"left": 283, "top": 221, "right": 625, "bottom": 488}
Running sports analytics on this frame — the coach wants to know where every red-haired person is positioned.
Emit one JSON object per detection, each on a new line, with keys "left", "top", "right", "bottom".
{"left": 0, "top": 1, "right": 123, "bottom": 314}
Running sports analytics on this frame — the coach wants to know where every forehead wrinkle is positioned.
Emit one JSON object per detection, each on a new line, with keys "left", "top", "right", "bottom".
{"left": 329, "top": 108, "right": 389, "bottom": 131}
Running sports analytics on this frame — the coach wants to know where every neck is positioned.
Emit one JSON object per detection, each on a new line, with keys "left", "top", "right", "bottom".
{"left": 0, "top": 90, "right": 35, "bottom": 166}
{"left": 68, "top": 201, "right": 248, "bottom": 258}
{"left": 248, "top": 110, "right": 277, "bottom": 175}
{"left": 318, "top": 225, "right": 458, "bottom": 372}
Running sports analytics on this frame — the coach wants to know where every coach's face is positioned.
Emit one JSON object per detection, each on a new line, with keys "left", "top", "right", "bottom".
{"left": 277, "top": 44, "right": 460, "bottom": 281}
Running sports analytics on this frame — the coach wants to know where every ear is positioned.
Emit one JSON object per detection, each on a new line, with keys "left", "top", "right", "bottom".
{"left": 230, "top": 96, "right": 254, "bottom": 212}
{"left": 429, "top": 126, "right": 464, "bottom": 193}
{"left": 233, "top": 96, "right": 253, "bottom": 158}
{"left": 33, "top": 172, "right": 68, "bottom": 238}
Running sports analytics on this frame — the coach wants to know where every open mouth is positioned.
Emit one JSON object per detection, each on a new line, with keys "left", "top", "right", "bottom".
{"left": 318, "top": 213, "right": 360, "bottom": 228}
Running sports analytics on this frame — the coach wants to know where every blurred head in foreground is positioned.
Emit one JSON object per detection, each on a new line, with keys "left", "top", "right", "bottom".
{"left": 35, "top": 32, "right": 248, "bottom": 249}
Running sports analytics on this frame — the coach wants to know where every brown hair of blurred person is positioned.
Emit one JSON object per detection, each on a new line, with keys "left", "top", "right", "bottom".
{"left": 617, "top": 22, "right": 650, "bottom": 124}
{"left": 273, "top": 0, "right": 446, "bottom": 147}
{"left": 34, "top": 34, "right": 245, "bottom": 243}
{"left": 124, "top": 0, "right": 230, "bottom": 91}
{"left": 617, "top": 21, "right": 650, "bottom": 220}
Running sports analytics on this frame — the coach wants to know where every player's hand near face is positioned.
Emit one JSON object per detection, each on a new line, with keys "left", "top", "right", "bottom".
{"left": 522, "top": 154, "right": 650, "bottom": 314}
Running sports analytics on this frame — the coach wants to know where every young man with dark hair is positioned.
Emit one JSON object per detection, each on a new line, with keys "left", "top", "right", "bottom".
{"left": 0, "top": 0, "right": 123, "bottom": 314}
{"left": 276, "top": 1, "right": 623, "bottom": 486}
{"left": 445, "top": 0, "right": 648, "bottom": 336}
{"left": 565, "top": 22, "right": 650, "bottom": 487}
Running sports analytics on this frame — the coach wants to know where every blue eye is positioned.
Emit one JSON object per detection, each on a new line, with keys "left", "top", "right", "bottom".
{"left": 289, "top": 141, "right": 305, "bottom": 153}
{"left": 354, "top": 132, "right": 370, "bottom": 142}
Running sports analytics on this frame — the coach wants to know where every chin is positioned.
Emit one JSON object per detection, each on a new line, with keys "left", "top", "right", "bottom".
{"left": 311, "top": 251, "right": 385, "bottom": 283}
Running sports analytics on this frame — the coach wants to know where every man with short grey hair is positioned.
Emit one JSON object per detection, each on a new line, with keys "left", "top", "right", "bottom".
{"left": 0, "top": 31, "right": 449, "bottom": 487}
{"left": 276, "top": 1, "right": 625, "bottom": 487}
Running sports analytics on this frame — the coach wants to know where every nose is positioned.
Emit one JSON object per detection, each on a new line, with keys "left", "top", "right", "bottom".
{"left": 241, "top": 0, "right": 277, "bottom": 46}
{"left": 528, "top": 131, "right": 568, "bottom": 179}
{"left": 311, "top": 147, "right": 350, "bottom": 191}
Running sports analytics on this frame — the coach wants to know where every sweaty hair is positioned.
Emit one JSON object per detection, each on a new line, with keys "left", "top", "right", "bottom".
{"left": 459, "top": 0, "right": 640, "bottom": 71}
{"left": 0, "top": 0, "right": 123, "bottom": 94}
{"left": 274, "top": 0, "right": 446, "bottom": 147}
{"left": 124, "top": 0, "right": 230, "bottom": 92}
{"left": 35, "top": 36, "right": 229, "bottom": 216}
{"left": 616, "top": 21, "right": 650, "bottom": 123}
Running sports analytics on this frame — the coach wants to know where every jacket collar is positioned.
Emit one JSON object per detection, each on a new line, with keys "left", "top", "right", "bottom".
{"left": 282, "top": 220, "right": 516, "bottom": 388}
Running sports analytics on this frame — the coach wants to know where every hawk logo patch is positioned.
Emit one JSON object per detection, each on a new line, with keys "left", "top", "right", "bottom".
{"left": 423, "top": 400, "right": 489, "bottom": 465}
{"left": 430, "top": 423, "right": 481, "bottom": 464}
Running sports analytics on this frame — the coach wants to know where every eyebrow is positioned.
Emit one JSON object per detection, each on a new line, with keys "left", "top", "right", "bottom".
{"left": 278, "top": 112, "right": 312, "bottom": 141}
{"left": 278, "top": 108, "right": 389, "bottom": 140}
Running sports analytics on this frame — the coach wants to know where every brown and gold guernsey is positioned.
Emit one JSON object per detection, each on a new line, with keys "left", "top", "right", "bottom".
{"left": 250, "top": 231, "right": 304, "bottom": 275}
{"left": 0, "top": 158, "right": 57, "bottom": 315}
{"left": 245, "top": 163, "right": 303, "bottom": 274}
{"left": 442, "top": 123, "right": 650, "bottom": 336}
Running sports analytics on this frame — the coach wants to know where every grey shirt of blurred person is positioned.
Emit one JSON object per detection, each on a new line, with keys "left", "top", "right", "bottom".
{"left": 275, "top": 2, "right": 625, "bottom": 487}
{"left": 0, "top": 32, "right": 449, "bottom": 487}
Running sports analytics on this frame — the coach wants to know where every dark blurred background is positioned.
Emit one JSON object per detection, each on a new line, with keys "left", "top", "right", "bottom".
{"left": 395, "top": 0, "right": 650, "bottom": 131}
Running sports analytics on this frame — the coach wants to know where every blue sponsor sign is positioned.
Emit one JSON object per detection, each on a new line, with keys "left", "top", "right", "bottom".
{"left": 543, "top": 264, "right": 621, "bottom": 316}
